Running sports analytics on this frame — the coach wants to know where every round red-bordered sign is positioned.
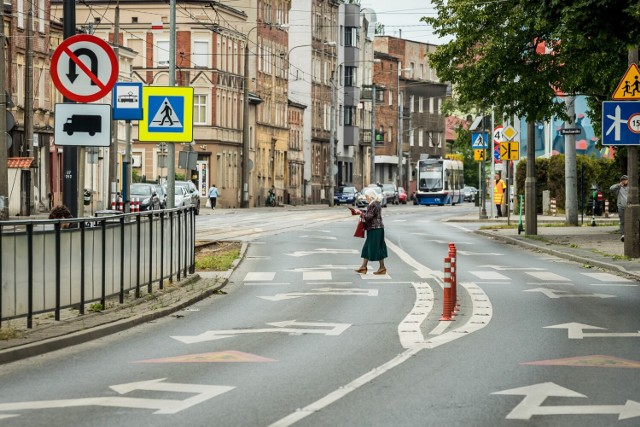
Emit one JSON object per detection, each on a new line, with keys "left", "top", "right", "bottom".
{"left": 628, "top": 113, "right": 640, "bottom": 134}
{"left": 51, "top": 34, "right": 119, "bottom": 103}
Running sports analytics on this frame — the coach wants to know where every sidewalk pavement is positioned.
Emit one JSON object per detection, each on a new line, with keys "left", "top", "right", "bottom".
{"left": 1, "top": 212, "right": 637, "bottom": 366}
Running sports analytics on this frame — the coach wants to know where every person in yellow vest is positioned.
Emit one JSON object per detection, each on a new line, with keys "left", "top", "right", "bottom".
{"left": 493, "top": 172, "right": 507, "bottom": 217}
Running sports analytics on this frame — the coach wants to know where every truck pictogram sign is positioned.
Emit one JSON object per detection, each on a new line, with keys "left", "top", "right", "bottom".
{"left": 54, "top": 103, "right": 111, "bottom": 147}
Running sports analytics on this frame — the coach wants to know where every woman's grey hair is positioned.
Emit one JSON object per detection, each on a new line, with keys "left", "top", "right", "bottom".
{"left": 364, "top": 188, "right": 381, "bottom": 202}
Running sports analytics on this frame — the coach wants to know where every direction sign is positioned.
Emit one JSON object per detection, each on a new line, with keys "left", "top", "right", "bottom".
{"left": 602, "top": 101, "right": 640, "bottom": 145}
{"left": 54, "top": 103, "right": 112, "bottom": 147}
{"left": 612, "top": 63, "right": 640, "bottom": 100}
{"left": 500, "top": 141, "right": 519, "bottom": 160}
{"left": 139, "top": 86, "right": 194, "bottom": 142}
{"left": 51, "top": 34, "right": 119, "bottom": 103}
{"left": 112, "top": 82, "right": 143, "bottom": 120}
{"left": 471, "top": 132, "right": 488, "bottom": 148}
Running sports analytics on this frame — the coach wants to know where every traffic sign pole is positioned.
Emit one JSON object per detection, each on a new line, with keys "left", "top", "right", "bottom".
{"left": 62, "top": 0, "right": 78, "bottom": 217}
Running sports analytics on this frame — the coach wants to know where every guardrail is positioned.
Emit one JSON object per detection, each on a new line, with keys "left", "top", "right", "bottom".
{"left": 0, "top": 207, "right": 196, "bottom": 328}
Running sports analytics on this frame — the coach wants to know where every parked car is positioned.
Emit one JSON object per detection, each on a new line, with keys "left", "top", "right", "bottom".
{"left": 334, "top": 185, "right": 358, "bottom": 205}
{"left": 355, "top": 185, "right": 387, "bottom": 208}
{"left": 173, "top": 185, "right": 192, "bottom": 208}
{"left": 129, "top": 183, "right": 162, "bottom": 211}
{"left": 155, "top": 184, "right": 167, "bottom": 209}
{"left": 381, "top": 183, "right": 399, "bottom": 205}
{"left": 398, "top": 187, "right": 408, "bottom": 204}
{"left": 175, "top": 180, "right": 200, "bottom": 215}
{"left": 462, "top": 186, "right": 478, "bottom": 202}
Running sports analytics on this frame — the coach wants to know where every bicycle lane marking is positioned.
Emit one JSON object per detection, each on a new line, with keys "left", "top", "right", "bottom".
{"left": 268, "top": 240, "right": 493, "bottom": 427}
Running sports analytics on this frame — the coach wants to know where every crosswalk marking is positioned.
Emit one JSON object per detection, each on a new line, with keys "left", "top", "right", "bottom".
{"left": 469, "top": 271, "right": 510, "bottom": 281}
{"left": 581, "top": 272, "right": 632, "bottom": 282}
{"left": 303, "top": 271, "right": 332, "bottom": 281}
{"left": 526, "top": 272, "right": 571, "bottom": 282}
{"left": 244, "top": 272, "right": 275, "bottom": 282}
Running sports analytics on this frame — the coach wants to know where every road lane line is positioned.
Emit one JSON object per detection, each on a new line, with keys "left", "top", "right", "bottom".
{"left": 268, "top": 239, "right": 493, "bottom": 427}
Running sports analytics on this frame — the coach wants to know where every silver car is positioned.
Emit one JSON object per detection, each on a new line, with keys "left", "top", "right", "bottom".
{"left": 175, "top": 181, "right": 200, "bottom": 214}
{"left": 355, "top": 185, "right": 388, "bottom": 208}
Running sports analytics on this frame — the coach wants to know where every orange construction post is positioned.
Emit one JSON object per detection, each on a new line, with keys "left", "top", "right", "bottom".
{"left": 449, "top": 243, "right": 458, "bottom": 312}
{"left": 440, "top": 257, "right": 454, "bottom": 321}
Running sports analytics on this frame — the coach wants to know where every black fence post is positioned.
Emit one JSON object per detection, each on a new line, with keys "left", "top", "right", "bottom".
{"left": 148, "top": 212, "right": 153, "bottom": 293}
{"left": 177, "top": 209, "right": 182, "bottom": 281}
{"left": 169, "top": 211, "right": 174, "bottom": 282}
{"left": 136, "top": 214, "right": 141, "bottom": 298}
{"left": 80, "top": 221, "right": 86, "bottom": 315}
{"left": 101, "top": 219, "right": 106, "bottom": 308}
{"left": 159, "top": 211, "right": 165, "bottom": 290}
{"left": 119, "top": 215, "right": 125, "bottom": 304}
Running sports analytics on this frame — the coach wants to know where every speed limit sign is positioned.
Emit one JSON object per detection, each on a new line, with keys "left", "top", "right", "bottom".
{"left": 628, "top": 113, "right": 640, "bottom": 134}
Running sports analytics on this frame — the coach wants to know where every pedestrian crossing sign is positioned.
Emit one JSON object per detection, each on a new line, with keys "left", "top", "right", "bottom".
{"left": 139, "top": 86, "right": 193, "bottom": 142}
{"left": 612, "top": 63, "right": 640, "bottom": 100}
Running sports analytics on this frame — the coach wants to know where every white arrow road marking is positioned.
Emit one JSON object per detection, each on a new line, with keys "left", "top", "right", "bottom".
{"left": 285, "top": 248, "right": 359, "bottom": 257}
{"left": 524, "top": 288, "right": 615, "bottom": 299}
{"left": 172, "top": 321, "right": 351, "bottom": 344}
{"left": 545, "top": 322, "right": 640, "bottom": 339}
{"left": 493, "top": 382, "right": 640, "bottom": 420}
{"left": 477, "top": 265, "right": 545, "bottom": 271}
{"left": 258, "top": 288, "right": 378, "bottom": 301}
{"left": 0, "top": 378, "right": 234, "bottom": 416}
{"left": 287, "top": 265, "right": 359, "bottom": 271}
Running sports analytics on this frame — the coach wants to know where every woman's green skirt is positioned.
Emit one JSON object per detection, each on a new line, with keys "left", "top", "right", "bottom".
{"left": 361, "top": 228, "right": 388, "bottom": 261}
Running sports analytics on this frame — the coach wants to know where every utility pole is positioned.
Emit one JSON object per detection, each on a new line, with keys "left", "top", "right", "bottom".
{"left": 370, "top": 85, "right": 376, "bottom": 183}
{"left": 397, "top": 69, "right": 403, "bottom": 189}
{"left": 62, "top": 0, "right": 78, "bottom": 217}
{"left": 525, "top": 120, "right": 537, "bottom": 235}
{"left": 564, "top": 96, "right": 578, "bottom": 225}
{"left": 24, "top": 0, "right": 33, "bottom": 216}
{"left": 241, "top": 39, "right": 250, "bottom": 208}
{"left": 112, "top": 4, "right": 124, "bottom": 211}
{"left": 328, "top": 72, "right": 335, "bottom": 206}
{"left": 166, "top": 0, "right": 176, "bottom": 208}
{"left": 624, "top": 47, "right": 640, "bottom": 257}
{"left": 0, "top": 1, "right": 7, "bottom": 220}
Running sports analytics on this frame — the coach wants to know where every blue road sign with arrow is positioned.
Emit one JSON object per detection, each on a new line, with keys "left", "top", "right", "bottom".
{"left": 602, "top": 101, "right": 640, "bottom": 145}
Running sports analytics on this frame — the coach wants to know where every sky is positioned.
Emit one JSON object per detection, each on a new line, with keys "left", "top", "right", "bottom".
{"left": 359, "top": 0, "right": 451, "bottom": 45}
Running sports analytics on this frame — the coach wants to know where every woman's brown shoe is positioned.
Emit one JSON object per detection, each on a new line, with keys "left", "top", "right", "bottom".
{"left": 355, "top": 267, "right": 367, "bottom": 274}
{"left": 373, "top": 268, "right": 387, "bottom": 275}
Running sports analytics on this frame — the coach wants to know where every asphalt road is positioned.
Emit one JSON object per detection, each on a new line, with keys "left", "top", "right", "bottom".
{"left": 0, "top": 203, "right": 638, "bottom": 426}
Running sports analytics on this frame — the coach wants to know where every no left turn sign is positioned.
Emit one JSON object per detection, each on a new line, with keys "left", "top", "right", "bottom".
{"left": 51, "top": 34, "right": 119, "bottom": 103}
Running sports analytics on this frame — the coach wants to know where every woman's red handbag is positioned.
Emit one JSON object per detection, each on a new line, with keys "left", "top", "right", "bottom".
{"left": 354, "top": 220, "right": 365, "bottom": 238}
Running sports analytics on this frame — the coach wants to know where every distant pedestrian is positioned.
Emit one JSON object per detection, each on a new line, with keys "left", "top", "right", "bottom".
{"left": 353, "top": 188, "right": 388, "bottom": 275}
{"left": 610, "top": 175, "right": 628, "bottom": 241}
{"left": 49, "top": 205, "right": 74, "bottom": 229}
{"left": 493, "top": 173, "right": 506, "bottom": 217}
{"left": 208, "top": 184, "right": 219, "bottom": 209}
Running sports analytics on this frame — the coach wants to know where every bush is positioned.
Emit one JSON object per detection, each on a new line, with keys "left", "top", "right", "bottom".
{"left": 515, "top": 155, "right": 618, "bottom": 214}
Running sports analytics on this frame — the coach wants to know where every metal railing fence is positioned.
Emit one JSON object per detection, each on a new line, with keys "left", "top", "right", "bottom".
{"left": 0, "top": 207, "right": 196, "bottom": 328}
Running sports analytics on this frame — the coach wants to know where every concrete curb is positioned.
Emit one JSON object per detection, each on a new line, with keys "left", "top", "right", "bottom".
{"left": 475, "top": 229, "right": 640, "bottom": 281}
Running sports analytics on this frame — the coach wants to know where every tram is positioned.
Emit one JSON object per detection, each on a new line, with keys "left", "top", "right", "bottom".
{"left": 414, "top": 155, "right": 464, "bottom": 206}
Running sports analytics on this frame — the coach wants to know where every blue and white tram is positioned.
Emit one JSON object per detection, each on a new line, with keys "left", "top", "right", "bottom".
{"left": 414, "top": 155, "right": 464, "bottom": 206}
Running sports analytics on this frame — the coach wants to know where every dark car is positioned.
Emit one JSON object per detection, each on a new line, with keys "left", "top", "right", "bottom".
{"left": 130, "top": 183, "right": 162, "bottom": 211}
{"left": 462, "top": 186, "right": 478, "bottom": 202}
{"left": 381, "top": 183, "right": 399, "bottom": 205}
{"left": 334, "top": 186, "right": 357, "bottom": 205}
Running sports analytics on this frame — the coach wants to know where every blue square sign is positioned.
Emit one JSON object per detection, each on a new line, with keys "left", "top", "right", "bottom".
{"left": 112, "top": 82, "right": 143, "bottom": 121}
{"left": 602, "top": 101, "right": 640, "bottom": 146}
{"left": 471, "top": 132, "right": 488, "bottom": 148}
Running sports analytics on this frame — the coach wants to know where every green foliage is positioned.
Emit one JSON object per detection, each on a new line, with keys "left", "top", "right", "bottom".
{"left": 451, "top": 126, "right": 480, "bottom": 187}
{"left": 515, "top": 155, "right": 618, "bottom": 213}
{"left": 423, "top": 0, "right": 640, "bottom": 123}
{"left": 195, "top": 248, "right": 240, "bottom": 271}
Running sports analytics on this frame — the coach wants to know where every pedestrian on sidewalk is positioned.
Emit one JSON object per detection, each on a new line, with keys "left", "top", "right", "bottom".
{"left": 493, "top": 173, "right": 507, "bottom": 218}
{"left": 208, "top": 184, "right": 219, "bottom": 209}
{"left": 610, "top": 175, "right": 628, "bottom": 241}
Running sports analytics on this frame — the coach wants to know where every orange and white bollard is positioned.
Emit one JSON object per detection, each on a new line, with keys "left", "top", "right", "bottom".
{"left": 550, "top": 198, "right": 557, "bottom": 216}
{"left": 111, "top": 196, "right": 116, "bottom": 211}
{"left": 118, "top": 198, "right": 124, "bottom": 212}
{"left": 440, "top": 257, "right": 454, "bottom": 321}
{"left": 604, "top": 199, "right": 609, "bottom": 218}
{"left": 449, "top": 243, "right": 458, "bottom": 312}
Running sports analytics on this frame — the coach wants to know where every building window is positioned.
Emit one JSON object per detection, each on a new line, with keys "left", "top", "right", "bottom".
{"left": 344, "top": 66, "right": 357, "bottom": 87}
{"left": 38, "top": 0, "right": 45, "bottom": 33}
{"left": 409, "top": 95, "right": 414, "bottom": 113}
{"left": 192, "top": 40, "right": 209, "bottom": 68}
{"left": 429, "top": 97, "right": 434, "bottom": 114}
{"left": 409, "top": 127, "right": 414, "bottom": 147}
{"left": 194, "top": 94, "right": 208, "bottom": 125}
{"left": 419, "top": 96, "right": 423, "bottom": 113}
{"left": 344, "top": 27, "right": 359, "bottom": 47}
{"left": 418, "top": 128, "right": 424, "bottom": 147}
{"left": 157, "top": 40, "right": 170, "bottom": 67}
{"left": 344, "top": 106, "right": 356, "bottom": 126}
